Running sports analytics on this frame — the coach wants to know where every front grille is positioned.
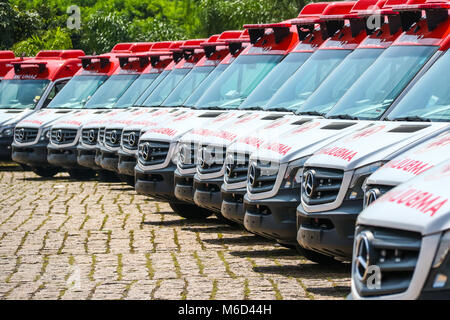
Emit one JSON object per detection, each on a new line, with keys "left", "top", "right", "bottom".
{"left": 122, "top": 130, "right": 140, "bottom": 151}
{"left": 247, "top": 160, "right": 279, "bottom": 194}
{"left": 354, "top": 226, "right": 421, "bottom": 297}
{"left": 81, "top": 128, "right": 99, "bottom": 145}
{"left": 178, "top": 142, "right": 197, "bottom": 170}
{"left": 50, "top": 129, "right": 78, "bottom": 145}
{"left": 14, "top": 128, "right": 38, "bottom": 143}
{"left": 225, "top": 152, "right": 249, "bottom": 184}
{"left": 105, "top": 129, "right": 122, "bottom": 148}
{"left": 301, "top": 167, "right": 344, "bottom": 205}
{"left": 138, "top": 140, "right": 170, "bottom": 166}
{"left": 197, "top": 145, "right": 227, "bottom": 174}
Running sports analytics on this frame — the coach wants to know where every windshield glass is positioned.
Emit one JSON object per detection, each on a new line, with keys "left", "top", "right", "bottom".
{"left": 184, "top": 64, "right": 229, "bottom": 107}
{"left": 134, "top": 70, "right": 170, "bottom": 106}
{"left": 326, "top": 45, "right": 438, "bottom": 120}
{"left": 0, "top": 79, "right": 49, "bottom": 109}
{"left": 162, "top": 66, "right": 215, "bottom": 107}
{"left": 114, "top": 73, "right": 161, "bottom": 109}
{"left": 264, "top": 49, "right": 351, "bottom": 111}
{"left": 84, "top": 74, "right": 138, "bottom": 109}
{"left": 298, "top": 48, "right": 384, "bottom": 115}
{"left": 142, "top": 68, "right": 191, "bottom": 107}
{"left": 387, "top": 50, "right": 450, "bottom": 122}
{"left": 194, "top": 54, "right": 283, "bottom": 109}
{"left": 240, "top": 52, "right": 312, "bottom": 110}
{"left": 47, "top": 75, "right": 107, "bottom": 109}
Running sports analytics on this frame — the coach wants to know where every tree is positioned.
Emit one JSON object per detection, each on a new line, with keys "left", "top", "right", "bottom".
{"left": 12, "top": 27, "right": 73, "bottom": 56}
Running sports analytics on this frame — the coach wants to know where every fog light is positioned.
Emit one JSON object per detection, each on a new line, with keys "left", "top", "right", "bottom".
{"left": 433, "top": 274, "right": 447, "bottom": 288}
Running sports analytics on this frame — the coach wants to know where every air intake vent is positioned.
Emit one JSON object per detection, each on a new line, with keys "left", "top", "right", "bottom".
{"left": 261, "top": 114, "right": 285, "bottom": 121}
{"left": 197, "top": 112, "right": 225, "bottom": 118}
{"left": 321, "top": 122, "right": 356, "bottom": 130}
{"left": 388, "top": 125, "right": 430, "bottom": 133}
{"left": 292, "top": 119, "right": 313, "bottom": 126}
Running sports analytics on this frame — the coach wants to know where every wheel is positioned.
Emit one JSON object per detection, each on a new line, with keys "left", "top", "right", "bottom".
{"left": 68, "top": 169, "right": 97, "bottom": 180}
{"left": 169, "top": 202, "right": 213, "bottom": 220}
{"left": 296, "top": 245, "right": 341, "bottom": 265}
{"left": 97, "top": 170, "right": 121, "bottom": 182}
{"left": 31, "top": 167, "right": 59, "bottom": 178}
{"left": 118, "top": 174, "right": 135, "bottom": 187}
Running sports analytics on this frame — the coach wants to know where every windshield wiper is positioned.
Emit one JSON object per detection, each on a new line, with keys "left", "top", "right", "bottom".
{"left": 239, "top": 106, "right": 261, "bottom": 111}
{"left": 265, "top": 107, "right": 291, "bottom": 112}
{"left": 328, "top": 114, "right": 359, "bottom": 120}
{"left": 391, "top": 116, "right": 432, "bottom": 122}
{"left": 296, "top": 110, "right": 324, "bottom": 116}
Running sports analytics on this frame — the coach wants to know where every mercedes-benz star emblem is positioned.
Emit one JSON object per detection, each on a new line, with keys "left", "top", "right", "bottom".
{"left": 88, "top": 130, "right": 96, "bottom": 143}
{"left": 56, "top": 130, "right": 63, "bottom": 142}
{"left": 354, "top": 231, "right": 374, "bottom": 282}
{"left": 128, "top": 132, "right": 136, "bottom": 147}
{"left": 198, "top": 147, "right": 207, "bottom": 169}
{"left": 303, "top": 170, "right": 316, "bottom": 198}
{"left": 141, "top": 143, "right": 151, "bottom": 161}
{"left": 17, "top": 128, "right": 25, "bottom": 141}
{"left": 364, "top": 189, "right": 381, "bottom": 208}
{"left": 248, "top": 163, "right": 259, "bottom": 187}
{"left": 110, "top": 130, "right": 118, "bottom": 144}
{"left": 225, "top": 155, "right": 235, "bottom": 177}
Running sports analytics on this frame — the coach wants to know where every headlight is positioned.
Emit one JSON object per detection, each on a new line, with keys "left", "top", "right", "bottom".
{"left": 282, "top": 157, "right": 308, "bottom": 189}
{"left": 422, "top": 230, "right": 450, "bottom": 293}
{"left": 0, "top": 127, "right": 14, "bottom": 138}
{"left": 433, "top": 230, "right": 450, "bottom": 269}
{"left": 40, "top": 128, "right": 51, "bottom": 141}
{"left": 346, "top": 161, "right": 387, "bottom": 200}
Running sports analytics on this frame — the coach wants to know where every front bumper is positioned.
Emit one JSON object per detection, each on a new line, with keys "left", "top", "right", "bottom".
{"left": 47, "top": 145, "right": 79, "bottom": 169}
{"left": 296, "top": 200, "right": 361, "bottom": 260}
{"left": 135, "top": 165, "right": 177, "bottom": 202}
{"left": 174, "top": 170, "right": 196, "bottom": 204}
{"left": 11, "top": 141, "right": 49, "bottom": 167}
{"left": 99, "top": 146, "right": 120, "bottom": 173}
{"left": 221, "top": 186, "right": 246, "bottom": 224}
{"left": 193, "top": 176, "right": 223, "bottom": 213}
{"left": 77, "top": 144, "right": 101, "bottom": 170}
{"left": 117, "top": 150, "right": 137, "bottom": 176}
{"left": 0, "top": 136, "right": 13, "bottom": 158}
{"left": 243, "top": 188, "right": 300, "bottom": 246}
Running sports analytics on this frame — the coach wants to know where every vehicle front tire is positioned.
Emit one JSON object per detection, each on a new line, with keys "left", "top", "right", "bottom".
{"left": 169, "top": 202, "right": 214, "bottom": 220}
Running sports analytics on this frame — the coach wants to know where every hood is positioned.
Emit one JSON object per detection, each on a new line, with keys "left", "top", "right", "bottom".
{"left": 179, "top": 111, "right": 291, "bottom": 146}
{"left": 367, "top": 130, "right": 450, "bottom": 187}
{"left": 50, "top": 109, "right": 122, "bottom": 130}
{"left": 139, "top": 110, "right": 244, "bottom": 143}
{"left": 358, "top": 160, "right": 450, "bottom": 236}
{"left": 15, "top": 109, "right": 78, "bottom": 129}
{"left": 305, "top": 122, "right": 450, "bottom": 171}
{"left": 250, "top": 119, "right": 373, "bottom": 164}
{"left": 0, "top": 109, "right": 36, "bottom": 127}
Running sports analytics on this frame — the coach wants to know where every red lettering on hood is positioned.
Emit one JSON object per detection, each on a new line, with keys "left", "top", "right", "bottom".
{"left": 414, "top": 133, "right": 450, "bottom": 154}
{"left": 131, "top": 120, "right": 158, "bottom": 127}
{"left": 172, "top": 113, "right": 195, "bottom": 122}
{"left": 384, "top": 158, "right": 434, "bottom": 176}
{"left": 316, "top": 146, "right": 357, "bottom": 162}
{"left": 345, "top": 125, "right": 386, "bottom": 142}
{"left": 233, "top": 114, "right": 260, "bottom": 125}
{"left": 290, "top": 121, "right": 321, "bottom": 135}
{"left": 191, "top": 129, "right": 237, "bottom": 141}
{"left": 21, "top": 119, "right": 43, "bottom": 125}
{"left": 237, "top": 136, "right": 264, "bottom": 148}
{"left": 213, "top": 112, "right": 236, "bottom": 123}
{"left": 264, "top": 118, "right": 290, "bottom": 130}
{"left": 424, "top": 163, "right": 450, "bottom": 182}
{"left": 261, "top": 142, "right": 292, "bottom": 156}
{"left": 148, "top": 127, "right": 177, "bottom": 136}
{"left": 377, "top": 188, "right": 448, "bottom": 217}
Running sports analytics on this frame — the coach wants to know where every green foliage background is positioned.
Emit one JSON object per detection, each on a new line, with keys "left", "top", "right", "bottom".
{"left": 0, "top": 0, "right": 323, "bottom": 56}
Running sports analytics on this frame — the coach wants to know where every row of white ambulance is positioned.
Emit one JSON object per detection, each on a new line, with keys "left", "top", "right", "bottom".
{"left": 0, "top": 0, "right": 449, "bottom": 299}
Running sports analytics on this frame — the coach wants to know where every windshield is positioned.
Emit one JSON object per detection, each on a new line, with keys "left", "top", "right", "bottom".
{"left": 142, "top": 68, "right": 191, "bottom": 107}
{"left": 326, "top": 45, "right": 438, "bottom": 120}
{"left": 184, "top": 64, "right": 229, "bottom": 107}
{"left": 162, "top": 66, "right": 215, "bottom": 107}
{"left": 114, "top": 73, "right": 161, "bottom": 109}
{"left": 47, "top": 75, "right": 108, "bottom": 109}
{"left": 194, "top": 54, "right": 283, "bottom": 109}
{"left": 387, "top": 50, "right": 450, "bottom": 122}
{"left": 264, "top": 49, "right": 351, "bottom": 111}
{"left": 134, "top": 70, "right": 170, "bottom": 106}
{"left": 84, "top": 74, "right": 138, "bottom": 109}
{"left": 298, "top": 48, "right": 384, "bottom": 115}
{"left": 0, "top": 79, "right": 49, "bottom": 109}
{"left": 240, "top": 52, "right": 312, "bottom": 110}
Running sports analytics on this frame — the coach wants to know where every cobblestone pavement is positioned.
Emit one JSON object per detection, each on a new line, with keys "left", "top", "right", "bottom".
{"left": 0, "top": 162, "right": 351, "bottom": 300}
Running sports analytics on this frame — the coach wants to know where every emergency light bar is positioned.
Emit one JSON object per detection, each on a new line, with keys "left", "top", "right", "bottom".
{"left": 200, "top": 35, "right": 224, "bottom": 58}
{"left": 117, "top": 54, "right": 152, "bottom": 69}
{"left": 168, "top": 41, "right": 185, "bottom": 63}
{"left": 222, "top": 30, "right": 250, "bottom": 54}
{"left": 393, "top": 0, "right": 449, "bottom": 30}
{"left": 243, "top": 22, "right": 292, "bottom": 44}
{"left": 0, "top": 51, "right": 16, "bottom": 60}
{"left": 317, "top": 1, "right": 357, "bottom": 39}
{"left": 180, "top": 39, "right": 207, "bottom": 60}
{"left": 80, "top": 55, "right": 111, "bottom": 70}
{"left": 291, "top": 2, "right": 330, "bottom": 40}
{"left": 12, "top": 61, "right": 47, "bottom": 75}
{"left": 147, "top": 51, "right": 174, "bottom": 67}
{"left": 35, "top": 50, "right": 85, "bottom": 60}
